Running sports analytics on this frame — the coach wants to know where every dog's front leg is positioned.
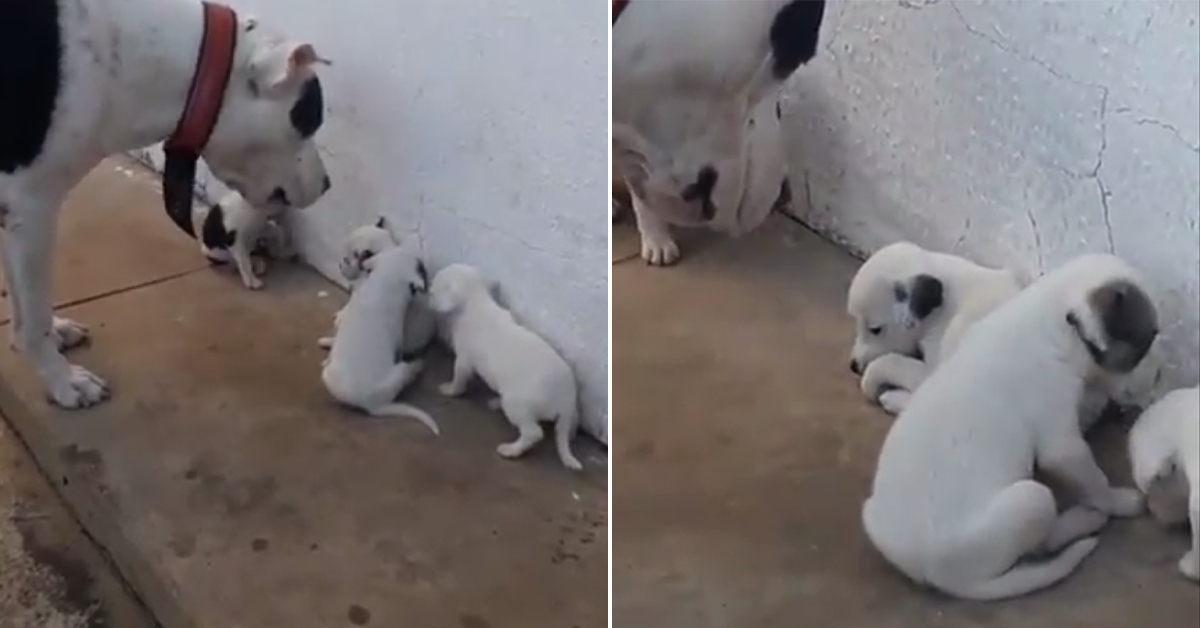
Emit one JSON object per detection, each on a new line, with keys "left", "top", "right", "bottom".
{"left": 229, "top": 241, "right": 263, "bottom": 290}
{"left": 0, "top": 206, "right": 108, "bottom": 408}
{"left": 438, "top": 355, "right": 475, "bottom": 397}
{"left": 632, "top": 192, "right": 680, "bottom": 266}
{"left": 1039, "top": 433, "right": 1143, "bottom": 517}
{"left": 860, "top": 354, "right": 928, "bottom": 413}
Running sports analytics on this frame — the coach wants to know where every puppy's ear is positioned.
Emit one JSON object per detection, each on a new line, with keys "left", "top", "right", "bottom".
{"left": 374, "top": 216, "right": 386, "bottom": 230}
{"left": 893, "top": 274, "right": 943, "bottom": 321}
{"left": 1068, "top": 280, "right": 1158, "bottom": 373}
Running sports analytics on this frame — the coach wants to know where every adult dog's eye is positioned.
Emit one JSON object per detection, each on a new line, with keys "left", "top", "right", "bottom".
{"left": 868, "top": 325, "right": 884, "bottom": 336}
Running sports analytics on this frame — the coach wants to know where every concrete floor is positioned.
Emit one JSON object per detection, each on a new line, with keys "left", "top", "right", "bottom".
{"left": 0, "top": 158, "right": 607, "bottom": 628}
{"left": 611, "top": 217, "right": 1200, "bottom": 627}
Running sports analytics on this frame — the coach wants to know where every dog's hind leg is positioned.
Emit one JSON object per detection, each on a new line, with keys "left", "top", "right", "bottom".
{"left": 933, "top": 480, "right": 1098, "bottom": 601}
{"left": 0, "top": 199, "right": 108, "bottom": 408}
{"left": 1038, "top": 506, "right": 1109, "bottom": 554}
{"left": 554, "top": 409, "right": 583, "bottom": 471}
{"left": 497, "top": 400, "right": 545, "bottom": 460}
{"left": 438, "top": 355, "right": 475, "bottom": 397}
{"left": 366, "top": 360, "right": 440, "bottom": 435}
{"left": 1039, "top": 435, "right": 1144, "bottom": 517}
{"left": 1182, "top": 488, "right": 1198, "bottom": 581}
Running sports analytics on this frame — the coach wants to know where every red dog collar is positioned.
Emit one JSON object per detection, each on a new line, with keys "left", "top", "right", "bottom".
{"left": 613, "top": 0, "right": 631, "bottom": 25}
{"left": 162, "top": 2, "right": 238, "bottom": 238}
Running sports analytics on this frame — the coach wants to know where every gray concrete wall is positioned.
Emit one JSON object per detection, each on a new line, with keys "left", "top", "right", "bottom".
{"left": 783, "top": 0, "right": 1199, "bottom": 387}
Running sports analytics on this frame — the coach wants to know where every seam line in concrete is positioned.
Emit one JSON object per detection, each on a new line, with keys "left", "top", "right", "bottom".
{"left": 0, "top": 266, "right": 210, "bottom": 327}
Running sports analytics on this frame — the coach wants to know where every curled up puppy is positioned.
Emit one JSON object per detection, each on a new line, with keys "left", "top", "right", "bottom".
{"left": 429, "top": 264, "right": 583, "bottom": 471}
{"left": 846, "top": 241, "right": 1026, "bottom": 415}
{"left": 862, "top": 253, "right": 1158, "bottom": 601}
{"left": 1128, "top": 385, "right": 1199, "bottom": 581}
{"left": 320, "top": 245, "right": 439, "bottom": 435}
{"left": 318, "top": 217, "right": 437, "bottom": 356}
{"left": 194, "top": 191, "right": 296, "bottom": 290}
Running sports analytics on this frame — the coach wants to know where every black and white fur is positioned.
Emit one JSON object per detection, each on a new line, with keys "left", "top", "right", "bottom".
{"left": 612, "top": 0, "right": 825, "bottom": 265}
{"left": 194, "top": 191, "right": 292, "bottom": 290}
{"left": 429, "top": 264, "right": 582, "bottom": 470}
{"left": 862, "top": 253, "right": 1158, "bottom": 601}
{"left": 320, "top": 245, "right": 438, "bottom": 435}
{"left": 1128, "top": 385, "right": 1200, "bottom": 582}
{"left": 0, "top": 0, "right": 331, "bottom": 407}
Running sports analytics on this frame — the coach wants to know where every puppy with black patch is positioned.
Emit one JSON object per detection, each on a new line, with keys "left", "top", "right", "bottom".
{"left": 846, "top": 241, "right": 1027, "bottom": 415}
{"left": 1128, "top": 385, "right": 1199, "bottom": 581}
{"left": 193, "top": 191, "right": 291, "bottom": 290}
{"left": 320, "top": 244, "right": 439, "bottom": 436}
{"left": 863, "top": 253, "right": 1158, "bottom": 601}
{"left": 429, "top": 264, "right": 582, "bottom": 471}
{"left": 317, "top": 217, "right": 437, "bottom": 356}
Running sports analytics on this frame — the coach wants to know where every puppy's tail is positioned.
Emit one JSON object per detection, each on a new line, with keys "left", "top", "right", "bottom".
{"left": 555, "top": 407, "right": 584, "bottom": 471}
{"left": 938, "top": 537, "right": 1099, "bottom": 601}
{"left": 369, "top": 403, "right": 441, "bottom": 436}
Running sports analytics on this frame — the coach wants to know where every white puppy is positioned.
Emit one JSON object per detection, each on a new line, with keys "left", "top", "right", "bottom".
{"left": 1128, "top": 385, "right": 1199, "bottom": 581}
{"left": 193, "top": 191, "right": 292, "bottom": 290}
{"left": 320, "top": 245, "right": 439, "bottom": 435}
{"left": 862, "top": 253, "right": 1158, "bottom": 601}
{"left": 846, "top": 241, "right": 1026, "bottom": 415}
{"left": 429, "top": 264, "right": 582, "bottom": 470}
{"left": 317, "top": 218, "right": 437, "bottom": 356}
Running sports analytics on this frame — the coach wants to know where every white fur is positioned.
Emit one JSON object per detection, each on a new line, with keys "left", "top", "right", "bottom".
{"left": 612, "top": 1, "right": 813, "bottom": 265}
{"left": 429, "top": 264, "right": 582, "bottom": 470}
{"left": 847, "top": 242, "right": 1026, "bottom": 415}
{"left": 1128, "top": 385, "right": 1200, "bottom": 581}
{"left": 321, "top": 245, "right": 438, "bottom": 435}
{"left": 317, "top": 218, "right": 436, "bottom": 356}
{"left": 0, "top": 0, "right": 330, "bottom": 408}
{"left": 862, "top": 254, "right": 1156, "bottom": 601}
{"left": 193, "top": 191, "right": 289, "bottom": 290}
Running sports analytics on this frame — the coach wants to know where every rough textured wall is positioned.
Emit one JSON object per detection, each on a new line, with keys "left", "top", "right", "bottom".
{"left": 135, "top": 0, "right": 610, "bottom": 441}
{"left": 783, "top": 0, "right": 1200, "bottom": 387}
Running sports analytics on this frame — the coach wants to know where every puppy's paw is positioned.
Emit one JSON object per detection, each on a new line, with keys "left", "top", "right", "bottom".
{"left": 1179, "top": 551, "right": 1199, "bottom": 581}
{"left": 251, "top": 257, "right": 270, "bottom": 276}
{"left": 242, "top": 275, "right": 264, "bottom": 290}
{"left": 496, "top": 442, "right": 526, "bottom": 459}
{"left": 878, "top": 389, "right": 911, "bottom": 415}
{"left": 1105, "top": 487, "right": 1145, "bottom": 518}
{"left": 438, "top": 381, "right": 465, "bottom": 397}
{"left": 51, "top": 317, "right": 90, "bottom": 352}
{"left": 46, "top": 364, "right": 110, "bottom": 409}
{"left": 640, "top": 232, "right": 680, "bottom": 266}
{"left": 317, "top": 336, "right": 333, "bottom": 350}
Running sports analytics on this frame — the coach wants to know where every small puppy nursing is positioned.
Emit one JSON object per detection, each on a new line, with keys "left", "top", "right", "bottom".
{"left": 862, "top": 254, "right": 1157, "bottom": 601}
{"left": 193, "top": 191, "right": 295, "bottom": 290}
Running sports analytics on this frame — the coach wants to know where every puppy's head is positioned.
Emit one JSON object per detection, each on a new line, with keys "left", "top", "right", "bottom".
{"left": 428, "top": 264, "right": 496, "bottom": 314}
{"left": 338, "top": 217, "right": 399, "bottom": 281}
{"left": 1063, "top": 266, "right": 1158, "bottom": 375}
{"left": 202, "top": 17, "right": 333, "bottom": 210}
{"left": 846, "top": 242, "right": 944, "bottom": 374}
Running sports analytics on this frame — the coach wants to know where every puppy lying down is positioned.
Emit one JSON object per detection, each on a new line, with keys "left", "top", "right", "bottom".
{"left": 846, "top": 241, "right": 1026, "bottom": 415}
{"left": 863, "top": 253, "right": 1157, "bottom": 601}
{"left": 318, "top": 218, "right": 437, "bottom": 356}
{"left": 429, "top": 264, "right": 583, "bottom": 470}
{"left": 194, "top": 191, "right": 294, "bottom": 290}
{"left": 1128, "top": 385, "right": 1199, "bottom": 581}
{"left": 320, "top": 245, "right": 439, "bottom": 435}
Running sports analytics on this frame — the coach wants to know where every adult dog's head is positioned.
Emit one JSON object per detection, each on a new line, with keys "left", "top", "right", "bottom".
{"left": 428, "top": 264, "right": 499, "bottom": 315}
{"left": 202, "top": 18, "right": 332, "bottom": 210}
{"left": 338, "top": 217, "right": 399, "bottom": 282}
{"left": 846, "top": 242, "right": 946, "bottom": 374}
{"left": 1058, "top": 254, "right": 1159, "bottom": 375}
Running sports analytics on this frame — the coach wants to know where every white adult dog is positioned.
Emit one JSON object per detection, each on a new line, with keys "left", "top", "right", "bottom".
{"left": 317, "top": 218, "right": 437, "bottom": 356}
{"left": 846, "top": 241, "right": 1027, "bottom": 415}
{"left": 0, "top": 0, "right": 331, "bottom": 407}
{"left": 1128, "top": 385, "right": 1199, "bottom": 581}
{"left": 862, "top": 253, "right": 1158, "bottom": 601}
{"left": 192, "top": 191, "right": 293, "bottom": 290}
{"left": 612, "top": 0, "right": 825, "bottom": 265}
{"left": 320, "top": 245, "right": 438, "bottom": 436}
{"left": 429, "top": 264, "right": 583, "bottom": 470}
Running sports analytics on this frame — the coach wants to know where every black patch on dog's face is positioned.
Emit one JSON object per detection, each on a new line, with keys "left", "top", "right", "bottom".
{"left": 290, "top": 77, "right": 324, "bottom": 139}
{"left": 769, "top": 0, "right": 826, "bottom": 81}
{"left": 681, "top": 166, "right": 718, "bottom": 220}
{"left": 374, "top": 216, "right": 386, "bottom": 229}
{"left": 1066, "top": 279, "right": 1158, "bottom": 374}
{"left": 268, "top": 187, "right": 290, "bottom": 206}
{"left": 892, "top": 274, "right": 944, "bottom": 321}
{"left": 200, "top": 203, "right": 236, "bottom": 251}
{"left": 0, "top": 0, "right": 62, "bottom": 172}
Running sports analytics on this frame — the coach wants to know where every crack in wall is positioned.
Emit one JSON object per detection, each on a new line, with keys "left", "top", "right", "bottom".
{"left": 1024, "top": 209, "right": 1045, "bottom": 273}
{"left": 1133, "top": 117, "right": 1200, "bottom": 154}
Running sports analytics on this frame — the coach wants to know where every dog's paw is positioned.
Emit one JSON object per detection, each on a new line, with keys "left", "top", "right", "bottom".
{"left": 317, "top": 336, "right": 334, "bottom": 350}
{"left": 242, "top": 275, "right": 265, "bottom": 290}
{"left": 1179, "top": 551, "right": 1199, "bottom": 581}
{"left": 877, "top": 390, "right": 911, "bottom": 415}
{"left": 46, "top": 364, "right": 109, "bottom": 409}
{"left": 251, "top": 257, "right": 270, "bottom": 277}
{"left": 496, "top": 442, "right": 526, "bottom": 459}
{"left": 640, "top": 233, "right": 680, "bottom": 266}
{"left": 51, "top": 317, "right": 90, "bottom": 352}
{"left": 1105, "top": 487, "right": 1146, "bottom": 518}
{"left": 438, "top": 381, "right": 465, "bottom": 397}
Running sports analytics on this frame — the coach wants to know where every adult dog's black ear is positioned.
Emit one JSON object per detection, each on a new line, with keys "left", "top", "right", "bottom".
{"left": 1068, "top": 279, "right": 1158, "bottom": 373}
{"left": 374, "top": 216, "right": 386, "bottom": 229}
{"left": 893, "top": 274, "right": 943, "bottom": 320}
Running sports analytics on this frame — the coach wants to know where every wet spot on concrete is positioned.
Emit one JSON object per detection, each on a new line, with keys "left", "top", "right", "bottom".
{"left": 459, "top": 613, "right": 491, "bottom": 628}
{"left": 347, "top": 604, "right": 371, "bottom": 625}
{"left": 14, "top": 522, "right": 108, "bottom": 627}
{"left": 168, "top": 532, "right": 196, "bottom": 558}
{"left": 626, "top": 440, "right": 655, "bottom": 460}
{"left": 184, "top": 468, "right": 198, "bottom": 480}
{"left": 59, "top": 444, "right": 103, "bottom": 468}
{"left": 251, "top": 538, "right": 269, "bottom": 552}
